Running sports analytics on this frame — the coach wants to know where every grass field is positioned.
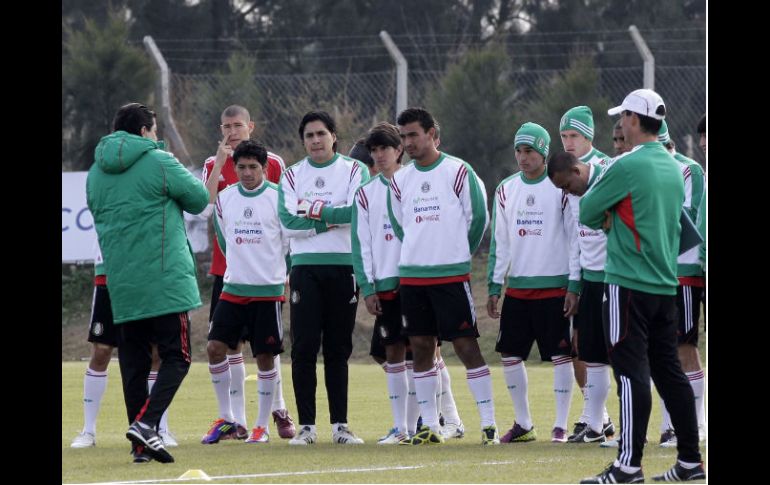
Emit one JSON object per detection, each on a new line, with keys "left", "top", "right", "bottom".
{"left": 62, "top": 361, "right": 707, "bottom": 484}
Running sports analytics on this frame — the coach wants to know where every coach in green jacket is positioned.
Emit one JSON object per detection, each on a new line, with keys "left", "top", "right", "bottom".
{"left": 87, "top": 103, "right": 209, "bottom": 464}
{"left": 578, "top": 90, "right": 704, "bottom": 484}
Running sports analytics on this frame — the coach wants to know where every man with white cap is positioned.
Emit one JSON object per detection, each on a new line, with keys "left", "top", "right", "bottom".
{"left": 579, "top": 89, "right": 705, "bottom": 483}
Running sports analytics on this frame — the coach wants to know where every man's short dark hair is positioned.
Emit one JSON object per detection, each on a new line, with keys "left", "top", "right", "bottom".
{"left": 233, "top": 140, "right": 267, "bottom": 166}
{"left": 547, "top": 151, "right": 579, "bottom": 179}
{"left": 365, "top": 122, "right": 403, "bottom": 164}
{"left": 397, "top": 107, "right": 435, "bottom": 133}
{"left": 348, "top": 138, "right": 373, "bottom": 167}
{"left": 697, "top": 114, "right": 706, "bottom": 135}
{"left": 299, "top": 110, "right": 338, "bottom": 152}
{"left": 113, "top": 103, "right": 156, "bottom": 136}
{"left": 626, "top": 110, "right": 663, "bottom": 135}
{"left": 222, "top": 105, "right": 250, "bottom": 120}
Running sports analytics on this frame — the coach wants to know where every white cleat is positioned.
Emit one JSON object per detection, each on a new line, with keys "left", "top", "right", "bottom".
{"left": 288, "top": 425, "right": 317, "bottom": 445}
{"left": 333, "top": 424, "right": 364, "bottom": 444}
{"left": 71, "top": 431, "right": 96, "bottom": 448}
{"left": 377, "top": 427, "right": 408, "bottom": 444}
{"left": 442, "top": 421, "right": 465, "bottom": 439}
{"left": 599, "top": 437, "right": 620, "bottom": 448}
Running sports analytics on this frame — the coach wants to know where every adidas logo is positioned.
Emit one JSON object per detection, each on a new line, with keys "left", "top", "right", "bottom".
{"left": 266, "top": 336, "right": 276, "bottom": 344}
{"left": 349, "top": 295, "right": 358, "bottom": 303}
{"left": 458, "top": 321, "right": 471, "bottom": 330}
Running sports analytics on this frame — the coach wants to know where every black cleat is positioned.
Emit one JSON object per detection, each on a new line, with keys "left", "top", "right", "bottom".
{"left": 652, "top": 462, "right": 706, "bottom": 482}
{"left": 126, "top": 421, "right": 174, "bottom": 463}
{"left": 581, "top": 462, "right": 644, "bottom": 483}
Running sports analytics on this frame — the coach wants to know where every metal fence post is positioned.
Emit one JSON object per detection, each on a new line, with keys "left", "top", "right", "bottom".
{"left": 629, "top": 25, "right": 654, "bottom": 90}
{"left": 143, "top": 35, "right": 192, "bottom": 167}
{"left": 380, "top": 31, "right": 408, "bottom": 118}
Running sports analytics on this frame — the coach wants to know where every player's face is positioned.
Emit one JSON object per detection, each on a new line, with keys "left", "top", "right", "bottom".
{"left": 369, "top": 144, "right": 402, "bottom": 176}
{"left": 550, "top": 166, "right": 588, "bottom": 196}
{"left": 221, "top": 114, "right": 254, "bottom": 150}
{"left": 235, "top": 157, "right": 264, "bottom": 190}
{"left": 398, "top": 122, "right": 435, "bottom": 162}
{"left": 560, "top": 130, "right": 591, "bottom": 158}
{"left": 612, "top": 127, "right": 628, "bottom": 156}
{"left": 515, "top": 145, "right": 545, "bottom": 178}
{"left": 303, "top": 120, "right": 337, "bottom": 163}
{"left": 699, "top": 133, "right": 706, "bottom": 154}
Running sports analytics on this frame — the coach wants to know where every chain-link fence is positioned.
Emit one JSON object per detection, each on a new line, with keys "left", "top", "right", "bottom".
{"left": 170, "top": 62, "right": 704, "bottom": 169}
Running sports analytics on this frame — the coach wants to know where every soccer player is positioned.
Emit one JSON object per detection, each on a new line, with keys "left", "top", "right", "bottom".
{"left": 558, "top": 106, "right": 615, "bottom": 443}
{"left": 487, "top": 122, "right": 578, "bottom": 444}
{"left": 200, "top": 105, "right": 295, "bottom": 442}
{"left": 205, "top": 140, "right": 294, "bottom": 444}
{"left": 279, "top": 110, "right": 370, "bottom": 445}
{"left": 389, "top": 107, "right": 498, "bottom": 446}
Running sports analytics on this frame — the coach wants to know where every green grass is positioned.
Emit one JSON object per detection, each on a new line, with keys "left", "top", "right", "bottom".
{"left": 62, "top": 362, "right": 706, "bottom": 483}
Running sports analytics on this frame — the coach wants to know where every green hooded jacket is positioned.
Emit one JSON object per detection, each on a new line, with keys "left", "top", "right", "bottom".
{"left": 86, "top": 131, "right": 209, "bottom": 323}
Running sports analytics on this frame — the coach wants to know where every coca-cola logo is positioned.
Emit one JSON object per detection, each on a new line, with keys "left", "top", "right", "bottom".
{"left": 518, "top": 228, "right": 542, "bottom": 237}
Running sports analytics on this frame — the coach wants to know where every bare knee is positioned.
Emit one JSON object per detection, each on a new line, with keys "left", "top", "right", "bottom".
{"left": 89, "top": 343, "right": 114, "bottom": 371}
{"left": 678, "top": 344, "right": 701, "bottom": 373}
{"left": 207, "top": 340, "right": 228, "bottom": 364}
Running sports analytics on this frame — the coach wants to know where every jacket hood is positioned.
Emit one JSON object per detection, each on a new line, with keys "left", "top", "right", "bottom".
{"left": 94, "top": 131, "right": 159, "bottom": 174}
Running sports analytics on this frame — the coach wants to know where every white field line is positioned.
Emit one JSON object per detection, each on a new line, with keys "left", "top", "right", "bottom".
{"left": 66, "top": 458, "right": 558, "bottom": 485}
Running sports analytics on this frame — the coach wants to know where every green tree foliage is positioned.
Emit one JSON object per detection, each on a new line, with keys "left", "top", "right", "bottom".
{"left": 62, "top": 15, "right": 155, "bottom": 170}
{"left": 518, "top": 56, "right": 615, "bottom": 157}
{"left": 175, "top": 52, "right": 264, "bottom": 165}
{"left": 428, "top": 44, "right": 518, "bottom": 199}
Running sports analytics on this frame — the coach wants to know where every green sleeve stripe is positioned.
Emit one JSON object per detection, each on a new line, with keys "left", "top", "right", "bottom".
{"left": 387, "top": 189, "right": 404, "bottom": 241}
{"left": 486, "top": 192, "right": 499, "bottom": 293}
{"left": 350, "top": 198, "right": 375, "bottom": 297}
{"left": 277, "top": 176, "right": 322, "bottom": 230}
{"left": 213, "top": 216, "right": 226, "bottom": 255}
{"left": 466, "top": 164, "right": 487, "bottom": 253}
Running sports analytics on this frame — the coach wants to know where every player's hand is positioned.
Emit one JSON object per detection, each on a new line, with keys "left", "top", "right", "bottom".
{"left": 364, "top": 294, "right": 382, "bottom": 316}
{"left": 215, "top": 134, "right": 233, "bottom": 167}
{"left": 307, "top": 200, "right": 325, "bottom": 220}
{"left": 602, "top": 210, "right": 612, "bottom": 231}
{"left": 563, "top": 291, "right": 579, "bottom": 317}
{"left": 487, "top": 295, "right": 500, "bottom": 319}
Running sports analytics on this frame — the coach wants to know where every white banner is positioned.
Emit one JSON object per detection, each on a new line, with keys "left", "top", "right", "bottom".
{"left": 62, "top": 172, "right": 96, "bottom": 263}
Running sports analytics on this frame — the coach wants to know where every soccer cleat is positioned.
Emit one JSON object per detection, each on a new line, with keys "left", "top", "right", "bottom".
{"left": 568, "top": 422, "right": 587, "bottom": 441}
{"left": 245, "top": 426, "right": 269, "bottom": 443}
{"left": 603, "top": 419, "right": 616, "bottom": 438}
{"left": 551, "top": 427, "right": 568, "bottom": 443}
{"left": 272, "top": 409, "right": 296, "bottom": 439}
{"left": 580, "top": 462, "right": 645, "bottom": 483}
{"left": 600, "top": 437, "right": 620, "bottom": 448}
{"left": 568, "top": 426, "right": 607, "bottom": 443}
{"left": 659, "top": 428, "right": 677, "bottom": 448}
{"left": 201, "top": 418, "right": 238, "bottom": 444}
{"left": 652, "top": 462, "right": 706, "bottom": 482}
{"left": 332, "top": 424, "right": 364, "bottom": 444}
{"left": 441, "top": 420, "right": 465, "bottom": 439}
{"left": 159, "top": 430, "right": 178, "bottom": 447}
{"left": 399, "top": 425, "right": 445, "bottom": 445}
{"left": 481, "top": 425, "right": 500, "bottom": 445}
{"left": 500, "top": 422, "right": 536, "bottom": 443}
{"left": 126, "top": 421, "right": 174, "bottom": 463}
{"left": 71, "top": 431, "right": 96, "bottom": 448}
{"left": 288, "top": 425, "right": 317, "bottom": 445}
{"left": 234, "top": 424, "right": 249, "bottom": 440}
{"left": 131, "top": 444, "right": 152, "bottom": 464}
{"left": 377, "top": 427, "right": 408, "bottom": 445}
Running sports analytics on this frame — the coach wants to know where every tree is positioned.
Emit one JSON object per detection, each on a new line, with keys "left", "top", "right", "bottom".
{"left": 428, "top": 44, "right": 518, "bottom": 199}
{"left": 519, "top": 56, "right": 615, "bottom": 157}
{"left": 62, "top": 15, "right": 155, "bottom": 170}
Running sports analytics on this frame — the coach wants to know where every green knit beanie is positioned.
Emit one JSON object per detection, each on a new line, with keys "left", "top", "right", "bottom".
{"left": 657, "top": 120, "right": 671, "bottom": 144}
{"left": 514, "top": 122, "right": 550, "bottom": 159}
{"left": 559, "top": 105, "right": 595, "bottom": 141}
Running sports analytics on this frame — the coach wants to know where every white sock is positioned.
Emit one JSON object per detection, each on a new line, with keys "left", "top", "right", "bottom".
{"left": 586, "top": 364, "right": 611, "bottom": 433}
{"left": 502, "top": 357, "right": 532, "bottom": 429}
{"left": 271, "top": 354, "right": 287, "bottom": 411}
{"left": 437, "top": 358, "right": 461, "bottom": 424}
{"left": 412, "top": 368, "right": 440, "bottom": 431}
{"left": 552, "top": 355, "right": 574, "bottom": 430}
{"left": 466, "top": 365, "right": 495, "bottom": 428}
{"left": 386, "top": 362, "right": 408, "bottom": 433}
{"left": 577, "top": 386, "right": 590, "bottom": 424}
{"left": 434, "top": 360, "right": 443, "bottom": 418}
{"left": 228, "top": 353, "right": 247, "bottom": 428}
{"left": 83, "top": 368, "right": 108, "bottom": 434}
{"left": 686, "top": 370, "right": 706, "bottom": 429}
{"left": 256, "top": 368, "right": 278, "bottom": 430}
{"left": 209, "top": 359, "right": 234, "bottom": 422}
{"left": 405, "top": 361, "right": 420, "bottom": 434}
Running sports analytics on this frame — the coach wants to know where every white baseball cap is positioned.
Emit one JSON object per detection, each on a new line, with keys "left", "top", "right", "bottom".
{"left": 607, "top": 89, "right": 666, "bottom": 120}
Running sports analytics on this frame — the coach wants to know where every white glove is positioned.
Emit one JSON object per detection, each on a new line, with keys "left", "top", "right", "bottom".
{"left": 296, "top": 199, "right": 311, "bottom": 217}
